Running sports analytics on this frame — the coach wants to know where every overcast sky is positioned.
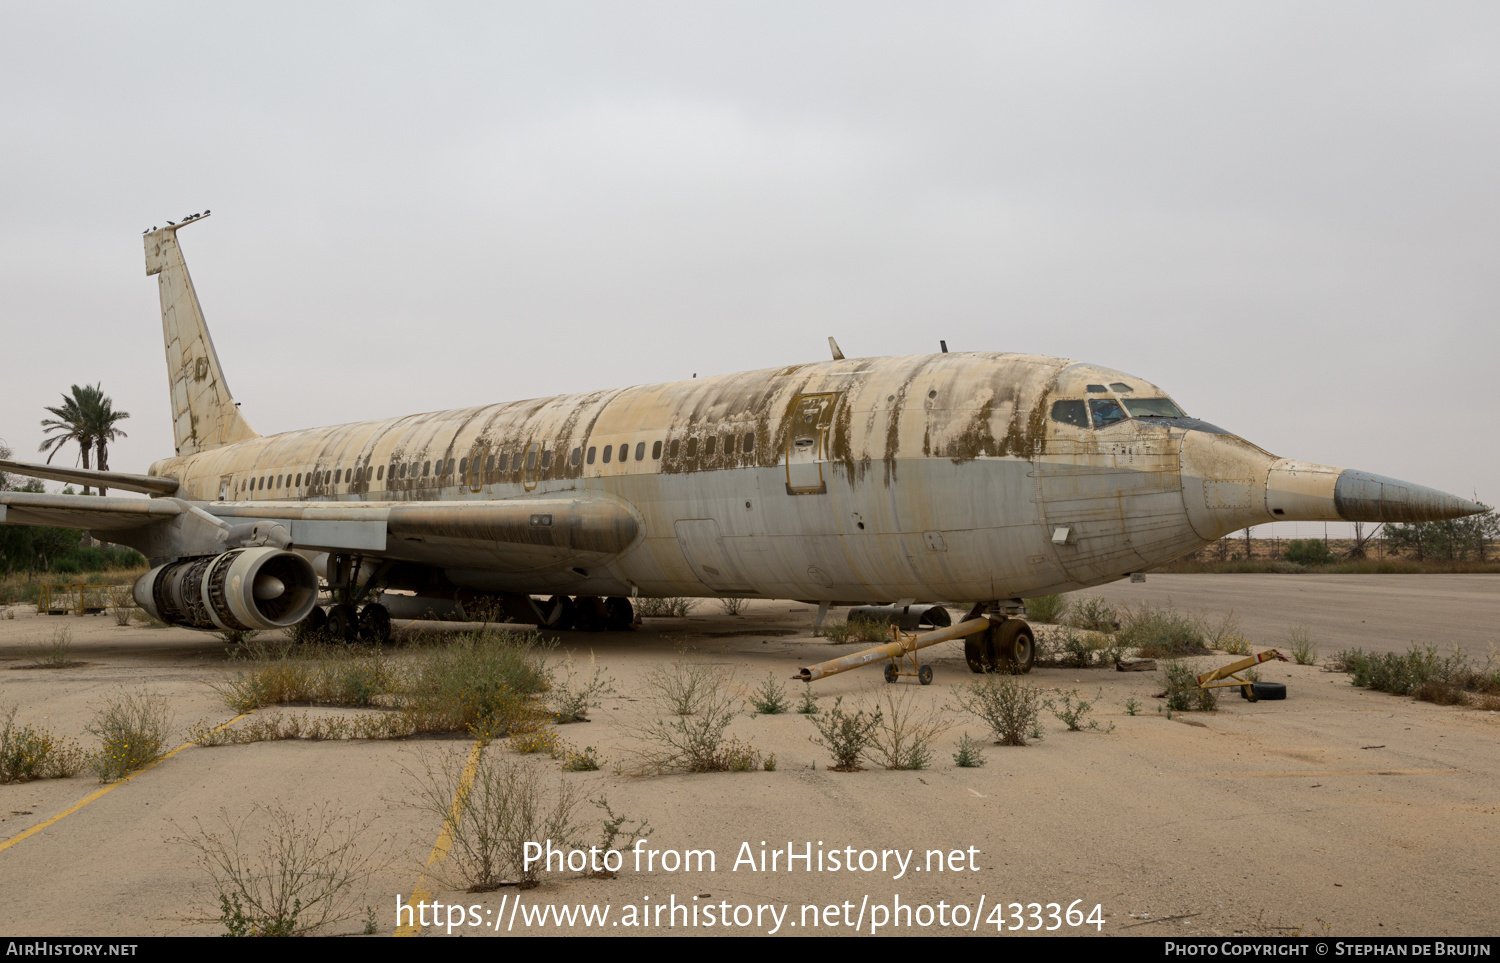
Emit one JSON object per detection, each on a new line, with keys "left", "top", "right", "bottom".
{"left": 1, "top": 2, "right": 1495, "bottom": 532}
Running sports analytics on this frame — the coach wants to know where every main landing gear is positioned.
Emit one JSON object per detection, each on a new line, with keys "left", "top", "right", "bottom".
{"left": 962, "top": 602, "right": 1036, "bottom": 675}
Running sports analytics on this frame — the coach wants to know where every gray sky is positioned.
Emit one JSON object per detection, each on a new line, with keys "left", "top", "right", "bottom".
{"left": 2, "top": 2, "right": 1495, "bottom": 530}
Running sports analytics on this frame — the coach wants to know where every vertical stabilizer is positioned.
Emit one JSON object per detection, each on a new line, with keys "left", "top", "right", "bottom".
{"left": 144, "top": 217, "right": 258, "bottom": 456}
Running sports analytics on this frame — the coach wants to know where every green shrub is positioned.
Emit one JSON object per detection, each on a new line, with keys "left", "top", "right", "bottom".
{"left": 952, "top": 733, "right": 986, "bottom": 768}
{"left": 823, "top": 617, "right": 890, "bottom": 645}
{"left": 1067, "top": 597, "right": 1117, "bottom": 633}
{"left": 749, "top": 672, "right": 790, "bottom": 714}
{"left": 1160, "top": 660, "right": 1216, "bottom": 712}
{"left": 87, "top": 689, "right": 173, "bottom": 782}
{"left": 869, "top": 687, "right": 950, "bottom": 770}
{"left": 0, "top": 707, "right": 86, "bottom": 782}
{"left": 1024, "top": 595, "right": 1067, "bottom": 625}
{"left": 949, "top": 675, "right": 1043, "bottom": 746}
{"left": 1048, "top": 689, "right": 1114, "bottom": 732}
{"left": 1286, "top": 627, "right": 1318, "bottom": 665}
{"left": 1116, "top": 606, "right": 1209, "bottom": 658}
{"left": 808, "top": 696, "right": 882, "bottom": 770}
{"left": 1284, "top": 539, "right": 1332, "bottom": 565}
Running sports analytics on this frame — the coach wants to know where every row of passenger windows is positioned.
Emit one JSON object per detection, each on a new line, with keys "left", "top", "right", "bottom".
{"left": 235, "top": 431, "right": 759, "bottom": 495}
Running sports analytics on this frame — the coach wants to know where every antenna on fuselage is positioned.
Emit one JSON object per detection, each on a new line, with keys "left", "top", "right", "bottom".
{"left": 828, "top": 337, "right": 845, "bottom": 361}
{"left": 940, "top": 340, "right": 948, "bottom": 353}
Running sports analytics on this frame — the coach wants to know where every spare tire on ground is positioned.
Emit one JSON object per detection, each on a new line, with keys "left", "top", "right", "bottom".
{"left": 1250, "top": 681, "right": 1287, "bottom": 701}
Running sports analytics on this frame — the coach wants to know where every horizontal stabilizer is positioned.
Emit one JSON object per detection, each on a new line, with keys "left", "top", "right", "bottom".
{"left": 0, "top": 458, "right": 179, "bottom": 496}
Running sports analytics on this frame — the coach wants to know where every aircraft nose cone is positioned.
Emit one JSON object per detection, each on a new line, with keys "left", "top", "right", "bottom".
{"left": 1334, "top": 470, "right": 1488, "bottom": 523}
{"left": 252, "top": 575, "right": 286, "bottom": 601}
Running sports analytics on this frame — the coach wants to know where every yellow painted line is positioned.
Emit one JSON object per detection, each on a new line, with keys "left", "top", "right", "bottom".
{"left": 395, "top": 739, "right": 484, "bottom": 938}
{"left": 0, "top": 712, "right": 250, "bottom": 856}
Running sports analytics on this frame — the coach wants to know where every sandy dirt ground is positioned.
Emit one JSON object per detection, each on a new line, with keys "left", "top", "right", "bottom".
{"left": 0, "top": 577, "right": 1497, "bottom": 939}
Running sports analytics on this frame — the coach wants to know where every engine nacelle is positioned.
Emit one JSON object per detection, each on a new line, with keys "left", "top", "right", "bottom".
{"left": 133, "top": 548, "right": 319, "bottom": 631}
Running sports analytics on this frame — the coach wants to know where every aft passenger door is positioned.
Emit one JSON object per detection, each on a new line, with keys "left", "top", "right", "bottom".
{"left": 784, "top": 393, "right": 840, "bottom": 495}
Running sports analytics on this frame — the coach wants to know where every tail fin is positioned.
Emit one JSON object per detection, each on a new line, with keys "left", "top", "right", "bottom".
{"left": 144, "top": 216, "right": 258, "bottom": 456}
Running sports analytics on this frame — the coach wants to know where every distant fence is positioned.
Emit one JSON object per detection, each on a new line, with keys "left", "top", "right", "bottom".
{"left": 36, "top": 583, "right": 131, "bottom": 616}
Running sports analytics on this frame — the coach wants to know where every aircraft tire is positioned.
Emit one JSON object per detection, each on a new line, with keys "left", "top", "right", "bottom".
{"left": 996, "top": 620, "right": 1036, "bottom": 674}
{"left": 574, "top": 596, "right": 607, "bottom": 632}
{"left": 964, "top": 628, "right": 998, "bottom": 673}
{"left": 605, "top": 597, "right": 634, "bottom": 631}
{"left": 295, "top": 605, "right": 328, "bottom": 642}
{"left": 328, "top": 603, "right": 359, "bottom": 643}
{"left": 1250, "top": 681, "right": 1286, "bottom": 701}
{"left": 358, "top": 603, "right": 392, "bottom": 645}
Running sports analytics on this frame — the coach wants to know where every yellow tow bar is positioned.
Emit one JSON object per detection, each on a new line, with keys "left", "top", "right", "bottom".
{"left": 794, "top": 617, "right": 995, "bottom": 685}
{"left": 1195, "top": 649, "right": 1289, "bottom": 702}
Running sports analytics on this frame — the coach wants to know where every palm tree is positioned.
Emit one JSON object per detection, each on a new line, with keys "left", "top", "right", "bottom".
{"left": 38, "top": 384, "right": 129, "bottom": 495}
{"left": 85, "top": 390, "right": 130, "bottom": 494}
{"left": 39, "top": 385, "right": 98, "bottom": 492}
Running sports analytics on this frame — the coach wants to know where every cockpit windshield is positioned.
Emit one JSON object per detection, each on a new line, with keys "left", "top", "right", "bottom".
{"left": 1121, "top": 397, "right": 1185, "bottom": 419}
{"left": 1088, "top": 398, "right": 1129, "bottom": 428}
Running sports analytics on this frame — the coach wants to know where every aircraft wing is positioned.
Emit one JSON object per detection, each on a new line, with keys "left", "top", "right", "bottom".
{"left": 0, "top": 458, "right": 179, "bottom": 496}
{"left": 0, "top": 491, "right": 185, "bottom": 531}
{"left": 0, "top": 490, "right": 640, "bottom": 577}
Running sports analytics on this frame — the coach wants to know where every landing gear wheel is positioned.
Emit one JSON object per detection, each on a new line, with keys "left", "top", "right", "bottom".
{"left": 296, "top": 605, "right": 328, "bottom": 642}
{"left": 604, "top": 597, "right": 635, "bottom": 632}
{"left": 965, "top": 628, "right": 997, "bottom": 673}
{"left": 573, "top": 596, "right": 607, "bottom": 632}
{"left": 358, "top": 603, "right": 392, "bottom": 645}
{"left": 995, "top": 620, "right": 1036, "bottom": 674}
{"left": 918, "top": 664, "right": 934, "bottom": 685}
{"left": 1251, "top": 681, "right": 1286, "bottom": 701}
{"left": 884, "top": 663, "right": 898, "bottom": 684}
{"left": 328, "top": 603, "right": 359, "bottom": 643}
{"left": 541, "top": 595, "right": 572, "bottom": 631}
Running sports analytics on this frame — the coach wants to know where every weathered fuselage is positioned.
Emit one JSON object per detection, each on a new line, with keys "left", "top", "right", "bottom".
{"left": 143, "top": 351, "right": 1287, "bottom": 604}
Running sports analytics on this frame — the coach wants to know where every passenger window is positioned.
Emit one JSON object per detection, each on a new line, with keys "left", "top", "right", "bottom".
{"left": 511, "top": 453, "right": 522, "bottom": 471}
{"left": 635, "top": 441, "right": 645, "bottom": 461}
{"left": 377, "top": 465, "right": 384, "bottom": 481}
{"left": 652, "top": 440, "right": 662, "bottom": 460}
{"left": 571, "top": 447, "right": 581, "bottom": 466}
{"left": 617, "top": 443, "right": 628, "bottom": 463}
{"left": 485, "top": 455, "right": 495, "bottom": 472}
{"left": 422, "top": 461, "right": 431, "bottom": 477}
{"left": 1051, "top": 400, "right": 1088, "bottom": 427}
{"left": 705, "top": 436, "right": 716, "bottom": 456}
{"left": 587, "top": 446, "right": 596, "bottom": 465}
{"left": 669, "top": 439, "right": 680, "bottom": 459}
{"left": 459, "top": 458, "right": 468, "bottom": 475}
{"left": 686, "top": 438, "right": 697, "bottom": 457}
{"left": 334, "top": 470, "right": 341, "bottom": 484}
{"left": 723, "top": 435, "right": 733, "bottom": 455}
{"left": 541, "top": 450, "right": 552, "bottom": 469}
{"left": 1089, "top": 398, "right": 1129, "bottom": 428}
{"left": 743, "top": 432, "right": 754, "bottom": 452}
{"left": 602, "top": 445, "right": 612, "bottom": 464}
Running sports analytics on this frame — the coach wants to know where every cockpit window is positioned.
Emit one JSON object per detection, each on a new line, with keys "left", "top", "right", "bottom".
{"left": 1109, "top": 382, "right": 1133, "bottom": 392}
{"left": 1085, "top": 384, "right": 1108, "bottom": 393}
{"left": 1050, "top": 400, "right": 1089, "bottom": 428}
{"left": 1121, "top": 397, "right": 1185, "bottom": 419}
{"left": 1089, "top": 398, "right": 1129, "bottom": 428}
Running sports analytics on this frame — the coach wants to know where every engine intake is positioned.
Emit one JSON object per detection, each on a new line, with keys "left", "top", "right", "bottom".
{"left": 133, "top": 548, "right": 319, "bottom": 631}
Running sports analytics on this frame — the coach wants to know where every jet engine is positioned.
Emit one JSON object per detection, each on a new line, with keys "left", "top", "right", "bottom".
{"left": 133, "top": 547, "right": 319, "bottom": 631}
